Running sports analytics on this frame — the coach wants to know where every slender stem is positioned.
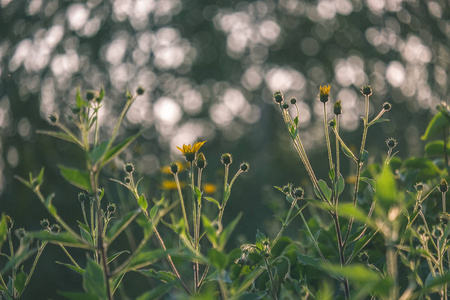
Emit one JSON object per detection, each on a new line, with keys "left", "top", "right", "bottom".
{"left": 332, "top": 213, "right": 350, "bottom": 300}
{"left": 299, "top": 212, "right": 327, "bottom": 262}
{"left": 94, "top": 106, "right": 99, "bottom": 147}
{"left": 335, "top": 116, "right": 341, "bottom": 205}
{"left": 81, "top": 201, "right": 89, "bottom": 227}
{"left": 323, "top": 102, "right": 334, "bottom": 170}
{"left": 18, "top": 241, "right": 48, "bottom": 297}
{"left": 445, "top": 127, "right": 449, "bottom": 167}
{"left": 443, "top": 192, "right": 447, "bottom": 214}
{"left": 174, "top": 173, "right": 191, "bottom": 238}
{"left": 271, "top": 199, "right": 298, "bottom": 248}
{"left": 59, "top": 243, "right": 80, "bottom": 268}
{"left": 387, "top": 238, "right": 398, "bottom": 300}
{"left": 264, "top": 257, "right": 279, "bottom": 300}
{"left": 190, "top": 163, "right": 199, "bottom": 292}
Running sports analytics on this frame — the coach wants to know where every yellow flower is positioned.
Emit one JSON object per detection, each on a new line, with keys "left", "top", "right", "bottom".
{"left": 160, "top": 180, "right": 186, "bottom": 190}
{"left": 203, "top": 183, "right": 217, "bottom": 194}
{"left": 176, "top": 141, "right": 206, "bottom": 162}
{"left": 319, "top": 85, "right": 331, "bottom": 103}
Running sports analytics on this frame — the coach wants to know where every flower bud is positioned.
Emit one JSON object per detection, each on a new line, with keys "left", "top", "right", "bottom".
{"left": 329, "top": 119, "right": 336, "bottom": 128}
{"left": 196, "top": 153, "right": 207, "bottom": 169}
{"left": 273, "top": 91, "right": 284, "bottom": 104}
{"left": 386, "top": 138, "right": 397, "bottom": 149}
{"left": 170, "top": 162, "right": 179, "bottom": 174}
{"left": 282, "top": 103, "right": 289, "bottom": 110}
{"left": 361, "top": 85, "right": 372, "bottom": 96}
{"left": 383, "top": 102, "right": 391, "bottom": 111}
{"left": 50, "top": 224, "right": 60, "bottom": 235}
{"left": 136, "top": 86, "right": 145, "bottom": 95}
{"left": 107, "top": 203, "right": 116, "bottom": 213}
{"left": 293, "top": 187, "right": 304, "bottom": 199}
{"left": 415, "top": 182, "right": 424, "bottom": 192}
{"left": 240, "top": 162, "right": 249, "bottom": 172}
{"left": 334, "top": 100, "right": 342, "bottom": 115}
{"left": 86, "top": 91, "right": 95, "bottom": 101}
{"left": 78, "top": 192, "right": 87, "bottom": 202}
{"left": 49, "top": 114, "right": 58, "bottom": 124}
{"left": 319, "top": 85, "right": 331, "bottom": 103}
{"left": 440, "top": 179, "right": 448, "bottom": 193}
{"left": 282, "top": 184, "right": 291, "bottom": 195}
{"left": 124, "top": 176, "right": 131, "bottom": 184}
{"left": 290, "top": 98, "right": 297, "bottom": 105}
{"left": 221, "top": 153, "right": 233, "bottom": 165}
{"left": 124, "top": 163, "right": 134, "bottom": 173}
{"left": 40, "top": 219, "right": 50, "bottom": 228}
{"left": 15, "top": 228, "right": 26, "bottom": 239}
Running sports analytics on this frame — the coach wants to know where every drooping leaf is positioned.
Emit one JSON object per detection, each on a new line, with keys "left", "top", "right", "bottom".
{"left": 369, "top": 118, "right": 389, "bottom": 125}
{"left": 13, "top": 271, "right": 28, "bottom": 295}
{"left": 56, "top": 261, "right": 85, "bottom": 275}
{"left": 137, "top": 194, "right": 148, "bottom": 212}
{"left": 26, "top": 231, "right": 91, "bottom": 249}
{"left": 314, "top": 180, "right": 332, "bottom": 202}
{"left": 422, "top": 112, "right": 450, "bottom": 141}
{"left": 342, "top": 145, "right": 356, "bottom": 160}
{"left": 127, "top": 249, "right": 168, "bottom": 270}
{"left": 219, "top": 212, "right": 242, "bottom": 250}
{"left": 58, "top": 165, "right": 92, "bottom": 193}
{"left": 360, "top": 177, "right": 376, "bottom": 192}
{"left": 83, "top": 259, "right": 107, "bottom": 299}
{"left": 37, "top": 130, "right": 81, "bottom": 146}
{"left": 107, "top": 251, "right": 130, "bottom": 264}
{"left": 204, "top": 197, "right": 221, "bottom": 210}
{"left": 139, "top": 269, "right": 178, "bottom": 283}
{"left": 101, "top": 131, "right": 142, "bottom": 168}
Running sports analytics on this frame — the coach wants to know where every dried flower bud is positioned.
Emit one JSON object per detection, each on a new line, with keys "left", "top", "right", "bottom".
{"left": 124, "top": 163, "right": 134, "bottom": 173}
{"left": 329, "top": 119, "right": 336, "bottom": 128}
{"left": 440, "top": 179, "right": 448, "bottom": 193}
{"left": 40, "top": 219, "right": 50, "bottom": 228}
{"left": 107, "top": 203, "right": 116, "bottom": 213}
{"left": 282, "top": 103, "right": 289, "bottom": 110}
{"left": 319, "top": 85, "right": 331, "bottom": 103}
{"left": 240, "top": 162, "right": 249, "bottom": 172}
{"left": 136, "top": 86, "right": 145, "bottom": 95}
{"left": 196, "top": 153, "right": 207, "bottom": 169}
{"left": 415, "top": 182, "right": 424, "bottom": 192}
{"left": 221, "top": 153, "right": 232, "bottom": 165}
{"left": 78, "top": 192, "right": 87, "bottom": 202}
{"left": 50, "top": 224, "right": 60, "bottom": 235}
{"left": 15, "top": 228, "right": 26, "bottom": 239}
{"left": 361, "top": 85, "right": 372, "bottom": 96}
{"left": 124, "top": 176, "right": 131, "bottom": 184}
{"left": 282, "top": 184, "right": 291, "bottom": 195}
{"left": 49, "top": 114, "right": 58, "bottom": 124}
{"left": 334, "top": 100, "right": 342, "bottom": 115}
{"left": 386, "top": 138, "right": 397, "bottom": 149}
{"left": 273, "top": 91, "right": 284, "bottom": 104}
{"left": 170, "top": 162, "right": 179, "bottom": 175}
{"left": 293, "top": 187, "right": 304, "bottom": 199}
{"left": 383, "top": 102, "right": 391, "bottom": 111}
{"left": 290, "top": 97, "right": 297, "bottom": 105}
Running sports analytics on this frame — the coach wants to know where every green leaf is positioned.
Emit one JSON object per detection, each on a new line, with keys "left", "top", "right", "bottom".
{"left": 337, "top": 173, "right": 345, "bottom": 196}
{"left": 101, "top": 131, "right": 142, "bottom": 168}
{"left": 136, "top": 284, "right": 173, "bottom": 300}
{"left": 204, "top": 197, "right": 221, "bottom": 210}
{"left": 0, "top": 214, "right": 8, "bottom": 252}
{"left": 297, "top": 252, "right": 323, "bottom": 270}
{"left": 360, "top": 150, "right": 369, "bottom": 163}
{"left": 369, "top": 118, "right": 389, "bottom": 125}
{"left": 424, "top": 271, "right": 450, "bottom": 291}
{"left": 83, "top": 259, "right": 107, "bottom": 299}
{"left": 139, "top": 269, "right": 178, "bottom": 283}
{"left": 219, "top": 212, "right": 242, "bottom": 250}
{"left": 424, "top": 140, "right": 450, "bottom": 157}
{"left": 98, "top": 86, "right": 105, "bottom": 103}
{"left": 90, "top": 140, "right": 109, "bottom": 165}
{"left": 127, "top": 249, "right": 168, "bottom": 270}
{"left": 58, "top": 165, "right": 92, "bottom": 193}
{"left": 202, "top": 215, "right": 218, "bottom": 248}
{"left": 360, "top": 177, "right": 376, "bottom": 192}
{"left": 107, "top": 250, "right": 130, "bottom": 264}
{"left": 329, "top": 168, "right": 335, "bottom": 181}
{"left": 76, "top": 87, "right": 86, "bottom": 108}
{"left": 26, "top": 231, "right": 91, "bottom": 249}
{"left": 294, "top": 116, "right": 299, "bottom": 126}
{"left": 289, "top": 124, "right": 298, "bottom": 139}
{"left": 59, "top": 292, "right": 99, "bottom": 300}
{"left": 342, "top": 144, "right": 356, "bottom": 160}
{"left": 106, "top": 209, "right": 139, "bottom": 242}
{"left": 422, "top": 112, "right": 450, "bottom": 140}
{"left": 137, "top": 194, "right": 148, "bottom": 212}
{"left": 375, "top": 167, "right": 399, "bottom": 209}
{"left": 14, "top": 271, "right": 27, "bottom": 295}
{"left": 314, "top": 180, "right": 332, "bottom": 202}
{"left": 37, "top": 130, "right": 81, "bottom": 146}
{"left": 209, "top": 248, "right": 227, "bottom": 270}
{"left": 56, "top": 261, "right": 85, "bottom": 275}
{"left": 149, "top": 198, "right": 164, "bottom": 221}
{"left": 337, "top": 203, "right": 373, "bottom": 225}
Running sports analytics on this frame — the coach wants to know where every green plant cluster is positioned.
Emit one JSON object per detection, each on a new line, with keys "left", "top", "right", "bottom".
{"left": 2, "top": 85, "right": 450, "bottom": 299}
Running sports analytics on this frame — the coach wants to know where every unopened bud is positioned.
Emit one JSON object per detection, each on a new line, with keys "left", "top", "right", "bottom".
{"left": 240, "top": 162, "right": 249, "bottom": 172}
{"left": 221, "top": 153, "right": 232, "bottom": 165}
{"left": 170, "top": 162, "right": 179, "bottom": 175}
{"left": 196, "top": 153, "right": 207, "bottom": 169}
{"left": 440, "top": 179, "right": 448, "bottom": 193}
{"left": 124, "top": 163, "right": 134, "bottom": 173}
{"left": 361, "top": 85, "right": 372, "bottom": 96}
{"left": 273, "top": 91, "right": 284, "bottom": 104}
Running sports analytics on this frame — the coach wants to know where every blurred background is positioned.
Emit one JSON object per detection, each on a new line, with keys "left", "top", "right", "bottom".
{"left": 0, "top": 0, "right": 449, "bottom": 298}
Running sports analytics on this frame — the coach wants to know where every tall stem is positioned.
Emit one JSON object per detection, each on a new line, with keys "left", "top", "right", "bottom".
{"left": 174, "top": 173, "right": 190, "bottom": 238}
{"left": 444, "top": 127, "right": 449, "bottom": 167}
{"left": 323, "top": 102, "right": 334, "bottom": 170}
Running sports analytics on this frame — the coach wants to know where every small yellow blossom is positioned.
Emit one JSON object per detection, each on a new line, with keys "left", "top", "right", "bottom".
{"left": 203, "top": 183, "right": 217, "bottom": 194}
{"left": 319, "top": 85, "right": 331, "bottom": 103}
{"left": 176, "top": 141, "right": 206, "bottom": 162}
{"left": 160, "top": 180, "right": 186, "bottom": 190}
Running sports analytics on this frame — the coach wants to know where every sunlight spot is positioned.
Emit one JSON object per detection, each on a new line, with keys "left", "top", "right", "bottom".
{"left": 6, "top": 146, "right": 19, "bottom": 168}
{"left": 265, "top": 68, "right": 306, "bottom": 92}
{"left": 386, "top": 61, "right": 405, "bottom": 87}
{"left": 105, "top": 37, "right": 128, "bottom": 65}
{"left": 67, "top": 4, "right": 90, "bottom": 31}
{"left": 210, "top": 103, "right": 233, "bottom": 126}
{"left": 153, "top": 97, "right": 182, "bottom": 125}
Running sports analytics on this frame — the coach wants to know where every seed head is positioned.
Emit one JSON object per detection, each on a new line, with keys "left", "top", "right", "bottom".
{"left": 440, "top": 179, "right": 448, "bottom": 193}
{"left": 240, "top": 162, "right": 249, "bottom": 172}
{"left": 319, "top": 85, "right": 331, "bottom": 103}
{"left": 282, "top": 184, "right": 292, "bottom": 195}
{"left": 334, "top": 100, "right": 342, "bottom": 115}
{"left": 107, "top": 203, "right": 116, "bottom": 213}
{"left": 221, "top": 153, "right": 233, "bottom": 165}
{"left": 293, "top": 187, "right": 304, "bottom": 199}
{"left": 124, "top": 163, "right": 134, "bottom": 173}
{"left": 170, "top": 162, "right": 179, "bottom": 175}
{"left": 282, "top": 103, "right": 289, "bottom": 110}
{"left": 49, "top": 114, "right": 58, "bottom": 124}
{"left": 40, "top": 219, "right": 50, "bottom": 228}
{"left": 136, "top": 86, "right": 145, "bottom": 95}
{"left": 361, "top": 85, "right": 372, "bottom": 96}
{"left": 383, "top": 102, "right": 391, "bottom": 111}
{"left": 50, "top": 224, "right": 61, "bottom": 235}
{"left": 273, "top": 91, "right": 284, "bottom": 104}
{"left": 78, "top": 192, "right": 87, "bottom": 202}
{"left": 414, "top": 182, "right": 424, "bottom": 192}
{"left": 386, "top": 138, "right": 397, "bottom": 149}
{"left": 290, "top": 97, "right": 297, "bottom": 105}
{"left": 196, "top": 153, "right": 207, "bottom": 169}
